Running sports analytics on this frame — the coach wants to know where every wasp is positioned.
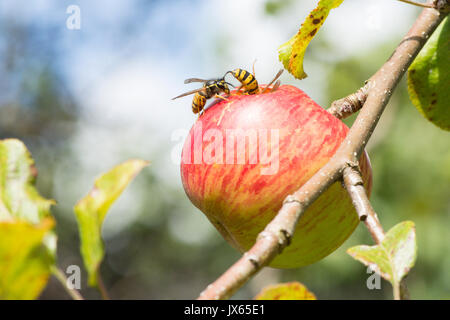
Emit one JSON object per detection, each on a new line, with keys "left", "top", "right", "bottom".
{"left": 226, "top": 68, "right": 259, "bottom": 95}
{"left": 226, "top": 68, "right": 283, "bottom": 95}
{"left": 172, "top": 75, "right": 234, "bottom": 115}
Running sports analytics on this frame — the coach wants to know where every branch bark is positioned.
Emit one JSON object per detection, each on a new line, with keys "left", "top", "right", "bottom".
{"left": 327, "top": 84, "right": 369, "bottom": 120}
{"left": 197, "top": 4, "right": 447, "bottom": 300}
{"left": 342, "top": 165, "right": 384, "bottom": 242}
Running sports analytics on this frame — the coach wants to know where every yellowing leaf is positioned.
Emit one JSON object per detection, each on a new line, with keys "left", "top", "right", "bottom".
{"left": 347, "top": 221, "right": 416, "bottom": 297}
{"left": 407, "top": 16, "right": 449, "bottom": 131}
{"left": 254, "top": 282, "right": 316, "bottom": 300}
{"left": 0, "top": 139, "right": 55, "bottom": 223}
{"left": 0, "top": 218, "right": 55, "bottom": 299}
{"left": 74, "top": 159, "right": 149, "bottom": 286}
{"left": 278, "top": 0, "right": 344, "bottom": 79}
{"left": 0, "top": 139, "right": 56, "bottom": 299}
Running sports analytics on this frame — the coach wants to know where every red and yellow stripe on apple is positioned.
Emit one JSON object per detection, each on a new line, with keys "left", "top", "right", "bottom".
{"left": 180, "top": 84, "right": 372, "bottom": 268}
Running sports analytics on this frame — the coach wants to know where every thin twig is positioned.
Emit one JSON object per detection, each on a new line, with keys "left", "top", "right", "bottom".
{"left": 397, "top": 0, "right": 434, "bottom": 8}
{"left": 341, "top": 164, "right": 371, "bottom": 222}
{"left": 51, "top": 267, "right": 84, "bottom": 300}
{"left": 343, "top": 166, "right": 412, "bottom": 300}
{"left": 342, "top": 165, "right": 385, "bottom": 242}
{"left": 197, "top": 4, "right": 446, "bottom": 300}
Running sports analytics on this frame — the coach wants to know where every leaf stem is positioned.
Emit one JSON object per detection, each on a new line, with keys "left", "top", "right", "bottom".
{"left": 97, "top": 273, "right": 111, "bottom": 300}
{"left": 393, "top": 282, "right": 401, "bottom": 300}
{"left": 51, "top": 267, "right": 84, "bottom": 300}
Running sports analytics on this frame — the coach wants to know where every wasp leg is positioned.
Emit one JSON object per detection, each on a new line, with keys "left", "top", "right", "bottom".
{"left": 270, "top": 80, "right": 281, "bottom": 92}
{"left": 215, "top": 94, "right": 230, "bottom": 101}
{"left": 232, "top": 84, "right": 244, "bottom": 95}
{"left": 262, "top": 69, "right": 284, "bottom": 93}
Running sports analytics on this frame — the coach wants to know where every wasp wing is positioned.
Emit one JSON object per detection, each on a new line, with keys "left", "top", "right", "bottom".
{"left": 271, "top": 80, "right": 281, "bottom": 92}
{"left": 267, "top": 69, "right": 283, "bottom": 87}
{"left": 172, "top": 87, "right": 206, "bottom": 100}
{"left": 184, "top": 78, "right": 210, "bottom": 84}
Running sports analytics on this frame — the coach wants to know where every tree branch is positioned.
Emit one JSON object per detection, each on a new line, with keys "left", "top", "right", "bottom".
{"left": 342, "top": 165, "right": 384, "bottom": 242}
{"left": 327, "top": 84, "right": 369, "bottom": 120}
{"left": 197, "top": 4, "right": 447, "bottom": 300}
{"left": 328, "top": 1, "right": 448, "bottom": 119}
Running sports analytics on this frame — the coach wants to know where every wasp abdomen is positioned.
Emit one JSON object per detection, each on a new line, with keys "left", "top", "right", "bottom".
{"left": 192, "top": 93, "right": 207, "bottom": 114}
{"left": 232, "top": 68, "right": 259, "bottom": 95}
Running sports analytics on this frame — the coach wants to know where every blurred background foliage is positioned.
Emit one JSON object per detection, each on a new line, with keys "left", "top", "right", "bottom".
{"left": 0, "top": 0, "right": 448, "bottom": 299}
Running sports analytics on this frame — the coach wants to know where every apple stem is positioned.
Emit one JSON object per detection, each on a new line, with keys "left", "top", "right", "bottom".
{"left": 197, "top": 3, "right": 446, "bottom": 301}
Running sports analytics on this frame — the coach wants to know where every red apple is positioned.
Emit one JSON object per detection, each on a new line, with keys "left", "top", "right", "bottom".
{"left": 180, "top": 84, "right": 372, "bottom": 268}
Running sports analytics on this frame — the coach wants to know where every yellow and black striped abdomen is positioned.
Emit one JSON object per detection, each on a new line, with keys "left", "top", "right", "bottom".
{"left": 192, "top": 92, "right": 207, "bottom": 114}
{"left": 232, "top": 68, "right": 259, "bottom": 95}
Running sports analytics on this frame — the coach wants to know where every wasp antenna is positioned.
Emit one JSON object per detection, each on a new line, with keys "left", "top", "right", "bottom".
{"left": 223, "top": 70, "right": 233, "bottom": 78}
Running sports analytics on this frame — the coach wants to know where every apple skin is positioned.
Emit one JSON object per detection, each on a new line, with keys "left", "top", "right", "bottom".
{"left": 180, "top": 85, "right": 372, "bottom": 268}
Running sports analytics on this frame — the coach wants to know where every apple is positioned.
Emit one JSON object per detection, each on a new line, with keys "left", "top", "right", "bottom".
{"left": 180, "top": 84, "right": 372, "bottom": 268}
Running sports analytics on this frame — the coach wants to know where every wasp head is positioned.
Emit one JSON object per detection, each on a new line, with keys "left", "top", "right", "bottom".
{"left": 217, "top": 78, "right": 234, "bottom": 95}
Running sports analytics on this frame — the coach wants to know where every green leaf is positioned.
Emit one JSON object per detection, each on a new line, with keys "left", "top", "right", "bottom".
{"left": 74, "top": 159, "right": 149, "bottom": 286}
{"left": 278, "top": 0, "right": 344, "bottom": 79}
{"left": 407, "top": 16, "right": 450, "bottom": 131}
{"left": 0, "top": 139, "right": 55, "bottom": 223}
{"left": 0, "top": 218, "right": 55, "bottom": 299}
{"left": 254, "top": 282, "right": 316, "bottom": 300}
{"left": 347, "top": 221, "right": 417, "bottom": 294}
